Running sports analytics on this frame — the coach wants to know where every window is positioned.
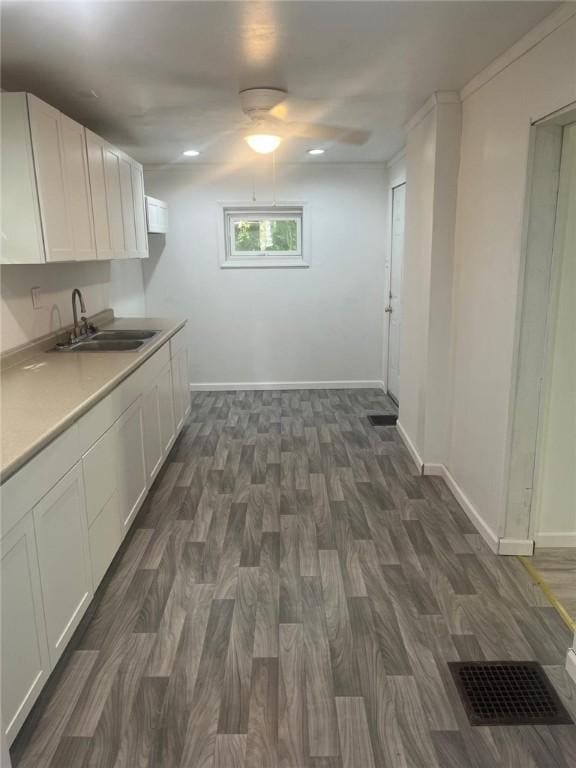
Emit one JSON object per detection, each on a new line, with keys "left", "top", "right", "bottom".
{"left": 221, "top": 206, "right": 307, "bottom": 268}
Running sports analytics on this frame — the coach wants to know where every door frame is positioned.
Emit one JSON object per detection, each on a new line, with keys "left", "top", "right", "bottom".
{"left": 386, "top": 181, "right": 406, "bottom": 405}
{"left": 383, "top": 150, "right": 406, "bottom": 397}
{"left": 502, "top": 102, "right": 576, "bottom": 547}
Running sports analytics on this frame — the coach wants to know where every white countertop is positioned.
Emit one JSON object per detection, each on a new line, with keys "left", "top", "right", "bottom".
{"left": 0, "top": 317, "right": 186, "bottom": 483}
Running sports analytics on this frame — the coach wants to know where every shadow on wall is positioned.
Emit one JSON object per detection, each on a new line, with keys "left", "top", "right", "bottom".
{"left": 0, "top": 261, "right": 111, "bottom": 352}
{"left": 141, "top": 234, "right": 166, "bottom": 299}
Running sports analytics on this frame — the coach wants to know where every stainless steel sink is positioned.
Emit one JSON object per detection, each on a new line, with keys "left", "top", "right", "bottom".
{"left": 54, "top": 328, "right": 159, "bottom": 352}
{"left": 91, "top": 330, "right": 159, "bottom": 341}
{"left": 61, "top": 339, "right": 145, "bottom": 352}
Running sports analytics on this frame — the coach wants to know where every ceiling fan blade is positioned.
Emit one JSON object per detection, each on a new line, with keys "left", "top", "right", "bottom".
{"left": 285, "top": 121, "right": 370, "bottom": 145}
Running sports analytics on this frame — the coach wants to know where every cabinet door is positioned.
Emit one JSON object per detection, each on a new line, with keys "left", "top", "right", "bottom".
{"left": 85, "top": 130, "right": 113, "bottom": 259}
{"left": 82, "top": 426, "right": 123, "bottom": 588}
{"left": 27, "top": 94, "right": 73, "bottom": 262}
{"left": 158, "top": 361, "right": 176, "bottom": 455}
{"left": 1, "top": 512, "right": 50, "bottom": 745}
{"left": 131, "top": 162, "right": 148, "bottom": 258}
{"left": 103, "top": 145, "right": 126, "bottom": 258}
{"left": 60, "top": 114, "right": 96, "bottom": 261}
{"left": 119, "top": 155, "right": 137, "bottom": 257}
{"left": 142, "top": 379, "right": 163, "bottom": 483}
{"left": 171, "top": 353, "right": 185, "bottom": 434}
{"left": 181, "top": 347, "right": 191, "bottom": 421}
{"left": 33, "top": 463, "right": 93, "bottom": 668}
{"left": 115, "top": 398, "right": 147, "bottom": 533}
{"left": 0, "top": 93, "right": 45, "bottom": 264}
{"left": 172, "top": 347, "right": 190, "bottom": 434}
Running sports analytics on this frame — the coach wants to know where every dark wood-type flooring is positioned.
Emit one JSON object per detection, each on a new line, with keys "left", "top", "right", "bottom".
{"left": 12, "top": 389, "right": 576, "bottom": 767}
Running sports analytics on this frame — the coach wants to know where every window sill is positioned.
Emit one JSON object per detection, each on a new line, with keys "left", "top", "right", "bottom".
{"left": 220, "top": 260, "right": 310, "bottom": 269}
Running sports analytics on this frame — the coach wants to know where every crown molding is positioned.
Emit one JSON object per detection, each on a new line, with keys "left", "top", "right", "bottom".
{"left": 460, "top": 3, "right": 576, "bottom": 102}
{"left": 403, "top": 91, "right": 460, "bottom": 134}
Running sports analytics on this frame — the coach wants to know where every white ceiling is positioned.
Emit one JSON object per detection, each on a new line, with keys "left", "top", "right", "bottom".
{"left": 1, "top": 1, "right": 559, "bottom": 165}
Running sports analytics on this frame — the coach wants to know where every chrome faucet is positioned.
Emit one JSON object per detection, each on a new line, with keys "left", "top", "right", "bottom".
{"left": 71, "top": 288, "right": 87, "bottom": 339}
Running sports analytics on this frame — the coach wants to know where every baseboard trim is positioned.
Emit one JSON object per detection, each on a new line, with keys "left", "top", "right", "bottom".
{"left": 190, "top": 380, "right": 385, "bottom": 392}
{"left": 566, "top": 647, "right": 576, "bottom": 686}
{"left": 396, "top": 422, "right": 423, "bottom": 474}
{"left": 534, "top": 532, "right": 576, "bottom": 548}
{"left": 423, "top": 462, "right": 499, "bottom": 553}
{"left": 498, "top": 538, "right": 534, "bottom": 556}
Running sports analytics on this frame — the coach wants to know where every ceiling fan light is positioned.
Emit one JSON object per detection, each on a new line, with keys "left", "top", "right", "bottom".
{"left": 244, "top": 133, "right": 282, "bottom": 154}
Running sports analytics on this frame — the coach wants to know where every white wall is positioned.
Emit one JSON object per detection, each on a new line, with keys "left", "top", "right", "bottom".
{"left": 448, "top": 11, "right": 576, "bottom": 541}
{"left": 398, "top": 94, "right": 461, "bottom": 465}
{"left": 0, "top": 259, "right": 145, "bottom": 352}
{"left": 399, "top": 108, "right": 436, "bottom": 455}
{"left": 533, "top": 122, "right": 576, "bottom": 546}
{"left": 143, "top": 163, "right": 388, "bottom": 388}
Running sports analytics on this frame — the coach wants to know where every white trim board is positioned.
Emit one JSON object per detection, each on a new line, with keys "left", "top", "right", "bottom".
{"left": 423, "top": 463, "right": 500, "bottom": 553}
{"left": 190, "top": 380, "right": 386, "bottom": 392}
{"left": 534, "top": 532, "right": 576, "bottom": 548}
{"left": 498, "top": 538, "right": 534, "bottom": 556}
{"left": 404, "top": 91, "right": 460, "bottom": 133}
{"left": 460, "top": 4, "right": 576, "bottom": 102}
{"left": 566, "top": 647, "right": 576, "bottom": 686}
{"left": 396, "top": 422, "right": 424, "bottom": 473}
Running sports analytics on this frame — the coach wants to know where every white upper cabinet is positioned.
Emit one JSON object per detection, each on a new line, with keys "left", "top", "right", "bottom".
{"left": 0, "top": 93, "right": 45, "bottom": 263}
{"left": 27, "top": 94, "right": 74, "bottom": 262}
{"left": 85, "top": 129, "right": 115, "bottom": 259}
{"left": 59, "top": 113, "right": 97, "bottom": 261}
{"left": 1, "top": 92, "right": 148, "bottom": 264}
{"left": 132, "top": 162, "right": 149, "bottom": 258}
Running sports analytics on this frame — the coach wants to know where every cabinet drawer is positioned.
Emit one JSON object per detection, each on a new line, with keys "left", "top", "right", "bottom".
{"left": 1, "top": 425, "right": 80, "bottom": 537}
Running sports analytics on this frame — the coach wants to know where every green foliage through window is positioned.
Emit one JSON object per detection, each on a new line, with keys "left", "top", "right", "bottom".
{"left": 233, "top": 218, "right": 298, "bottom": 252}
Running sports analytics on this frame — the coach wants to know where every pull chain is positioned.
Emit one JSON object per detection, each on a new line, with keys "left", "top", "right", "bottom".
{"left": 272, "top": 151, "right": 277, "bottom": 206}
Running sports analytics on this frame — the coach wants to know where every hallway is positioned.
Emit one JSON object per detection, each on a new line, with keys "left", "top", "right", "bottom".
{"left": 12, "top": 389, "right": 576, "bottom": 768}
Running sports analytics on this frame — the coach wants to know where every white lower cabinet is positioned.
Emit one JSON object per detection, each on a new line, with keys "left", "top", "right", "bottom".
{"left": 142, "top": 377, "right": 164, "bottom": 484}
{"left": 1, "top": 512, "right": 50, "bottom": 744}
{"left": 171, "top": 346, "right": 190, "bottom": 433}
{"left": 1, "top": 331, "right": 189, "bottom": 747}
{"left": 159, "top": 362, "right": 177, "bottom": 456}
{"left": 115, "top": 397, "right": 147, "bottom": 533}
{"left": 33, "top": 462, "right": 93, "bottom": 668}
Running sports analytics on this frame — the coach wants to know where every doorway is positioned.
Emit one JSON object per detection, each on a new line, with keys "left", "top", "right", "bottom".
{"left": 386, "top": 182, "right": 405, "bottom": 404}
{"left": 504, "top": 106, "right": 576, "bottom": 551}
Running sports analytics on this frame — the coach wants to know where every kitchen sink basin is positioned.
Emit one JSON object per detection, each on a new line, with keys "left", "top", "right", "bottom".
{"left": 91, "top": 330, "right": 159, "bottom": 341}
{"left": 61, "top": 339, "right": 145, "bottom": 352}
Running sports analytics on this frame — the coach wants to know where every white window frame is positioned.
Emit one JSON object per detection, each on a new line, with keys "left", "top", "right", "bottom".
{"left": 218, "top": 203, "right": 309, "bottom": 268}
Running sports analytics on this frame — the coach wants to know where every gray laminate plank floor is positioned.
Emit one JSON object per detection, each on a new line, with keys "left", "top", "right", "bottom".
{"left": 11, "top": 389, "right": 576, "bottom": 768}
{"left": 529, "top": 548, "right": 576, "bottom": 622}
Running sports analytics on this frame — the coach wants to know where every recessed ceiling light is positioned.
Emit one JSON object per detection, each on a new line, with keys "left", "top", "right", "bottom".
{"left": 307, "top": 148, "right": 325, "bottom": 155}
{"left": 183, "top": 149, "right": 200, "bottom": 157}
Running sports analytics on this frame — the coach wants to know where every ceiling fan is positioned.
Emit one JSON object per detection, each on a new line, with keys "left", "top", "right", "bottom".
{"left": 239, "top": 87, "right": 370, "bottom": 154}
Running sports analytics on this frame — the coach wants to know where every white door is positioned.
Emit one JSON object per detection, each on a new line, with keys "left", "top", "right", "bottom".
{"left": 1, "top": 512, "right": 51, "bottom": 745}
{"left": 59, "top": 114, "right": 96, "bottom": 261}
{"left": 115, "top": 398, "right": 147, "bottom": 533}
{"left": 131, "top": 161, "right": 149, "bottom": 259}
{"left": 142, "top": 378, "right": 164, "bottom": 483}
{"left": 85, "top": 129, "right": 114, "bottom": 259}
{"left": 27, "top": 94, "right": 74, "bottom": 262}
{"left": 33, "top": 463, "right": 93, "bottom": 667}
{"left": 386, "top": 183, "right": 406, "bottom": 404}
{"left": 158, "top": 362, "right": 176, "bottom": 455}
{"left": 119, "top": 155, "right": 138, "bottom": 257}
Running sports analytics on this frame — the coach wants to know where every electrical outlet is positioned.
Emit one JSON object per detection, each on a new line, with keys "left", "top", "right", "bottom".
{"left": 31, "top": 286, "right": 42, "bottom": 310}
